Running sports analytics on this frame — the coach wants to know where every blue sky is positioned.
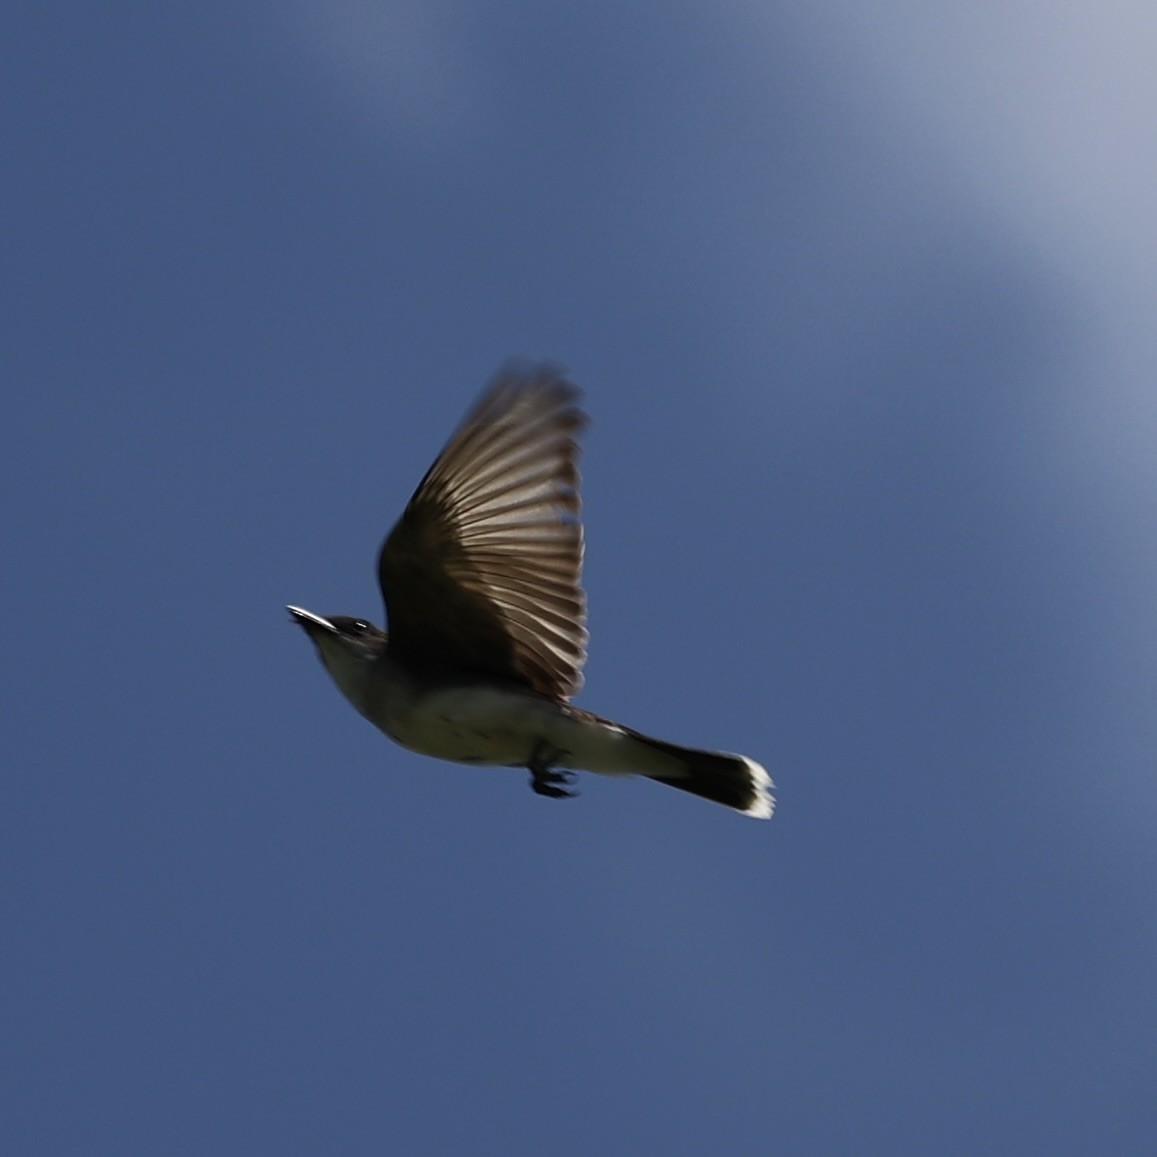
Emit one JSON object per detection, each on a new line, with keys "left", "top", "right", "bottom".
{"left": 6, "top": 3, "right": 1157, "bottom": 1152}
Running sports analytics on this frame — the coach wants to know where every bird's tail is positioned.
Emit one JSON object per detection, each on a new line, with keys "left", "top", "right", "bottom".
{"left": 625, "top": 727, "right": 775, "bottom": 819}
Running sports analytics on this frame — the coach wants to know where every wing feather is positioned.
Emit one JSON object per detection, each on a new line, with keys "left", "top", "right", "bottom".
{"left": 377, "top": 363, "right": 589, "bottom": 699}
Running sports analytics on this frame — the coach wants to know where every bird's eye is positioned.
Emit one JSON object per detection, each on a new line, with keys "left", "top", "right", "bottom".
{"left": 352, "top": 620, "right": 369, "bottom": 632}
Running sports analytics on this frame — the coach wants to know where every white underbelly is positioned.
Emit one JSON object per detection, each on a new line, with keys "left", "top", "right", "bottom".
{"left": 369, "top": 684, "right": 671, "bottom": 776}
{"left": 381, "top": 685, "right": 552, "bottom": 764}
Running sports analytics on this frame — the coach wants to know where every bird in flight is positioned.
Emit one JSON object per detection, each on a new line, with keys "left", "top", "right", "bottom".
{"left": 288, "top": 364, "right": 774, "bottom": 818}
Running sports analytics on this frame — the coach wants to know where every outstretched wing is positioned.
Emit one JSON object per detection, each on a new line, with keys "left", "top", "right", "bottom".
{"left": 377, "top": 363, "right": 589, "bottom": 700}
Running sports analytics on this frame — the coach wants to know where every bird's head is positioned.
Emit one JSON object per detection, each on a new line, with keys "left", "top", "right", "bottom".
{"left": 287, "top": 606, "right": 387, "bottom": 711}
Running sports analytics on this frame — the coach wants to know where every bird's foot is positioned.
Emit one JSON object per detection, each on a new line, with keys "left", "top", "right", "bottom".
{"left": 530, "top": 768, "right": 577, "bottom": 799}
{"left": 528, "top": 740, "right": 577, "bottom": 799}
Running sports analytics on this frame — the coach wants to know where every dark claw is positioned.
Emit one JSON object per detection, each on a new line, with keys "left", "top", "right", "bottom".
{"left": 530, "top": 771, "right": 576, "bottom": 799}
{"left": 528, "top": 740, "right": 578, "bottom": 800}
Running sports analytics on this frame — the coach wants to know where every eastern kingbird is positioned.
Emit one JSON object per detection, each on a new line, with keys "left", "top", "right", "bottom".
{"left": 288, "top": 364, "right": 774, "bottom": 818}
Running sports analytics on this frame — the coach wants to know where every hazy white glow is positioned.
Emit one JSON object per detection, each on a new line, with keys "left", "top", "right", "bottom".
{"left": 800, "top": 2, "right": 1157, "bottom": 843}
{"left": 805, "top": 3, "right": 1157, "bottom": 466}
